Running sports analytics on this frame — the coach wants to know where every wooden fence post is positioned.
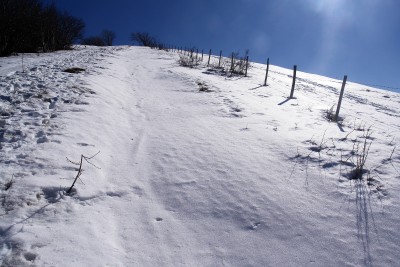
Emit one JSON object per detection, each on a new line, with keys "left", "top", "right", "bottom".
{"left": 289, "top": 65, "right": 297, "bottom": 98}
{"left": 218, "top": 50, "right": 222, "bottom": 68}
{"left": 196, "top": 48, "right": 198, "bottom": 59}
{"left": 208, "top": 49, "right": 211, "bottom": 66}
{"left": 244, "top": 56, "right": 249, "bottom": 77}
{"left": 230, "top": 52, "right": 234, "bottom": 72}
{"left": 263, "top": 58, "right": 269, "bottom": 86}
{"left": 201, "top": 49, "right": 203, "bottom": 61}
{"left": 334, "top": 75, "right": 348, "bottom": 121}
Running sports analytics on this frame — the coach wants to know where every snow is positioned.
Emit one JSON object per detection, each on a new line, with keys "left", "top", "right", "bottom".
{"left": 1, "top": 46, "right": 399, "bottom": 266}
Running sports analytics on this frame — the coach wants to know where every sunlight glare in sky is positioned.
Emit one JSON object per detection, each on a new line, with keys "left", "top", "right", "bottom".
{"left": 304, "top": 0, "right": 354, "bottom": 73}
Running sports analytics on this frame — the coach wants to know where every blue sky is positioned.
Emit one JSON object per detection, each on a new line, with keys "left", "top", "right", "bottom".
{"left": 51, "top": 0, "right": 400, "bottom": 91}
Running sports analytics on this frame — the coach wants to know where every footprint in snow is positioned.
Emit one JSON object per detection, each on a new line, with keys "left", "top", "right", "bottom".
{"left": 77, "top": 142, "right": 91, "bottom": 147}
{"left": 248, "top": 222, "right": 261, "bottom": 230}
{"left": 23, "top": 252, "right": 37, "bottom": 262}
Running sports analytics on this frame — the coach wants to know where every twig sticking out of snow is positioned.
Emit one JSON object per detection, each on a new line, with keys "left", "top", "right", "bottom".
{"left": 4, "top": 174, "right": 14, "bottom": 191}
{"left": 66, "top": 151, "right": 100, "bottom": 194}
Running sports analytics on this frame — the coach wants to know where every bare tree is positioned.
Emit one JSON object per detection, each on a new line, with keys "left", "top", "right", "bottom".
{"left": 40, "top": 3, "right": 58, "bottom": 52}
{"left": 101, "top": 29, "right": 115, "bottom": 46}
{"left": 0, "top": 0, "right": 85, "bottom": 56}
{"left": 0, "top": 0, "right": 42, "bottom": 56}
{"left": 130, "top": 32, "right": 157, "bottom": 47}
{"left": 56, "top": 11, "right": 84, "bottom": 50}
{"left": 81, "top": 36, "right": 105, "bottom": 46}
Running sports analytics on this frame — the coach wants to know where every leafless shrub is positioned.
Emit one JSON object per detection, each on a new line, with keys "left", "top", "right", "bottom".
{"left": 347, "top": 127, "right": 373, "bottom": 180}
{"left": 378, "top": 145, "right": 399, "bottom": 177}
{"left": 229, "top": 50, "right": 250, "bottom": 76}
{"left": 309, "top": 130, "right": 328, "bottom": 153}
{"left": 178, "top": 54, "right": 201, "bottom": 68}
{"left": 66, "top": 151, "right": 100, "bottom": 194}
{"left": 207, "top": 60, "right": 227, "bottom": 73}
{"left": 339, "top": 128, "right": 355, "bottom": 142}
{"left": 325, "top": 105, "right": 336, "bottom": 121}
{"left": 206, "top": 50, "right": 250, "bottom": 77}
{"left": 196, "top": 81, "right": 210, "bottom": 92}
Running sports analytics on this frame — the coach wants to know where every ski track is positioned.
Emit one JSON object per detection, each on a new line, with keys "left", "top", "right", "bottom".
{"left": 0, "top": 46, "right": 399, "bottom": 266}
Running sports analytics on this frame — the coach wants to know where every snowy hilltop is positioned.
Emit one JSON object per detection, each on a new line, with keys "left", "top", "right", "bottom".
{"left": 1, "top": 46, "right": 399, "bottom": 266}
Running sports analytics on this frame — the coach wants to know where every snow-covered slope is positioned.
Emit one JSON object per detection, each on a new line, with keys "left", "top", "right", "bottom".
{"left": 1, "top": 46, "right": 399, "bottom": 266}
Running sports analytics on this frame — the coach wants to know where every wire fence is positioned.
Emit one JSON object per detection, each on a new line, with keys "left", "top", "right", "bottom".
{"left": 164, "top": 44, "right": 399, "bottom": 93}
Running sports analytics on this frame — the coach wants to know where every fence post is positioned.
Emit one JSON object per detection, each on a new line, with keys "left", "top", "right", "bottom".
{"left": 218, "top": 50, "right": 222, "bottom": 68}
{"left": 230, "top": 52, "right": 234, "bottom": 72}
{"left": 196, "top": 48, "right": 198, "bottom": 59}
{"left": 263, "top": 58, "right": 269, "bottom": 86}
{"left": 244, "top": 56, "right": 249, "bottom": 77}
{"left": 289, "top": 65, "right": 297, "bottom": 98}
{"left": 201, "top": 49, "right": 203, "bottom": 61}
{"left": 208, "top": 49, "right": 211, "bottom": 66}
{"left": 334, "top": 75, "right": 348, "bottom": 121}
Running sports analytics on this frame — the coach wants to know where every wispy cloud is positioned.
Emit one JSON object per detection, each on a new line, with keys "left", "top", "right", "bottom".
{"left": 304, "top": 0, "right": 355, "bottom": 72}
{"left": 251, "top": 32, "right": 271, "bottom": 55}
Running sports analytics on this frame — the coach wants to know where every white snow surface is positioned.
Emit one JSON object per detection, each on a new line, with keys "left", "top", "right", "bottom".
{"left": 0, "top": 46, "right": 399, "bottom": 266}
